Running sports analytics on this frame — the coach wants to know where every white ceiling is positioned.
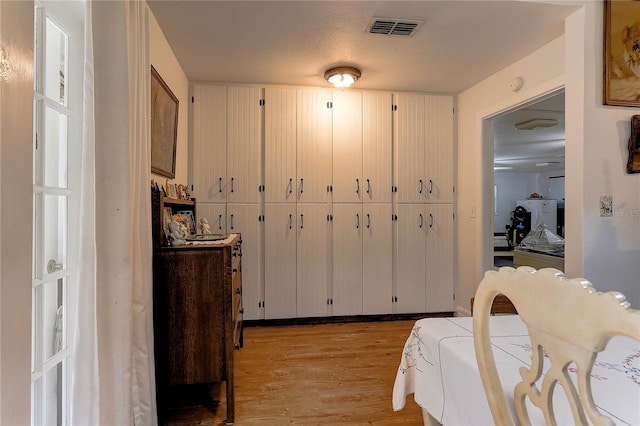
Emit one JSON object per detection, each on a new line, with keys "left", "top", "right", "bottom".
{"left": 147, "top": 0, "right": 573, "bottom": 173}
{"left": 493, "top": 92, "right": 565, "bottom": 174}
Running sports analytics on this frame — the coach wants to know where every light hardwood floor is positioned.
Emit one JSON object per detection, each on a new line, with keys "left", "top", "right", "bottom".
{"left": 162, "top": 320, "right": 425, "bottom": 425}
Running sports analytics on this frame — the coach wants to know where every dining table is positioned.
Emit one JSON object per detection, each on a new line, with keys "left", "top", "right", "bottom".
{"left": 392, "top": 315, "right": 640, "bottom": 425}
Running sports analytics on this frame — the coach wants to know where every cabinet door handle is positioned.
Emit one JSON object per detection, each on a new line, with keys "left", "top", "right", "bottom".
{"left": 231, "top": 177, "right": 235, "bottom": 193}
{"left": 289, "top": 178, "right": 293, "bottom": 194}
{"left": 429, "top": 213, "right": 434, "bottom": 228}
{"left": 429, "top": 179, "right": 433, "bottom": 194}
{"left": 300, "top": 214, "right": 304, "bottom": 229}
{"left": 356, "top": 178, "right": 360, "bottom": 195}
{"left": 419, "top": 213, "right": 424, "bottom": 228}
{"left": 230, "top": 214, "right": 234, "bottom": 230}
{"left": 356, "top": 213, "right": 360, "bottom": 229}
{"left": 366, "top": 213, "right": 371, "bottom": 229}
{"left": 299, "top": 178, "right": 304, "bottom": 195}
{"left": 219, "top": 177, "right": 223, "bottom": 193}
{"left": 218, "top": 214, "right": 223, "bottom": 230}
{"left": 288, "top": 214, "right": 292, "bottom": 230}
{"left": 366, "top": 178, "right": 371, "bottom": 195}
{"left": 419, "top": 179, "right": 424, "bottom": 194}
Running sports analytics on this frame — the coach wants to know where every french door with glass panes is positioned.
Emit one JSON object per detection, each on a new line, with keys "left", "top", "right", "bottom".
{"left": 32, "top": 3, "right": 82, "bottom": 424}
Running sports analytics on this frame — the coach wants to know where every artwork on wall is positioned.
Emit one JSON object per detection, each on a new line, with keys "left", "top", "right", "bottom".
{"left": 627, "top": 115, "right": 640, "bottom": 174}
{"left": 151, "top": 65, "right": 179, "bottom": 178}
{"left": 603, "top": 0, "right": 640, "bottom": 107}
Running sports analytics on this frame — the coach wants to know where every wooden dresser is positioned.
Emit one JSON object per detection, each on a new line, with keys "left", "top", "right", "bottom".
{"left": 152, "top": 197, "right": 243, "bottom": 424}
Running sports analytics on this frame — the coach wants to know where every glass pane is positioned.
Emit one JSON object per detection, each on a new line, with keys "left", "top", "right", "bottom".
{"left": 43, "top": 278, "right": 65, "bottom": 361}
{"left": 33, "top": 193, "right": 42, "bottom": 279}
{"left": 45, "top": 17, "right": 67, "bottom": 106}
{"left": 44, "top": 106, "right": 68, "bottom": 188}
{"left": 33, "top": 100, "right": 42, "bottom": 186}
{"left": 42, "top": 363, "right": 63, "bottom": 425}
{"left": 43, "top": 195, "right": 67, "bottom": 274}
{"left": 32, "top": 287, "right": 39, "bottom": 373}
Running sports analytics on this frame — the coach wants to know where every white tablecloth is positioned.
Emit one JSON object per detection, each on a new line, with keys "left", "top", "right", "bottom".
{"left": 393, "top": 316, "right": 640, "bottom": 425}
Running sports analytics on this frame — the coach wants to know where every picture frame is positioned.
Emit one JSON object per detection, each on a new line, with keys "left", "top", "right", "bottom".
{"left": 168, "top": 183, "right": 177, "bottom": 199}
{"left": 627, "top": 115, "right": 640, "bottom": 173}
{"left": 162, "top": 206, "right": 173, "bottom": 240}
{"left": 603, "top": 0, "right": 640, "bottom": 107}
{"left": 151, "top": 65, "right": 179, "bottom": 177}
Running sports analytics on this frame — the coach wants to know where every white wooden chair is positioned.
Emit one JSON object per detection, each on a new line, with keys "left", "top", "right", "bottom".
{"left": 472, "top": 266, "right": 640, "bottom": 425}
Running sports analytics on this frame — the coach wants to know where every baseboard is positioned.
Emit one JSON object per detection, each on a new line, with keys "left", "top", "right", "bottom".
{"left": 243, "top": 311, "right": 455, "bottom": 327}
{"left": 456, "top": 306, "right": 472, "bottom": 317}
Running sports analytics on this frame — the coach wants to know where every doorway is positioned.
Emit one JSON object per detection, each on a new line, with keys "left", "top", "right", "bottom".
{"left": 489, "top": 91, "right": 565, "bottom": 268}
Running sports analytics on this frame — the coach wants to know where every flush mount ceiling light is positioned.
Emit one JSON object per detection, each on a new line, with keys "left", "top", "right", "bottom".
{"left": 514, "top": 118, "right": 559, "bottom": 130}
{"left": 324, "top": 66, "right": 361, "bottom": 89}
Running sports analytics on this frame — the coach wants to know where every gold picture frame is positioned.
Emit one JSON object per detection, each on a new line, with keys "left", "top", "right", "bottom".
{"left": 603, "top": 0, "right": 640, "bottom": 107}
{"left": 151, "top": 65, "right": 179, "bottom": 178}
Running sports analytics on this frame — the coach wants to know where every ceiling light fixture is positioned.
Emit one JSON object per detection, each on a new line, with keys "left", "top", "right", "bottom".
{"left": 324, "top": 66, "right": 361, "bottom": 89}
{"left": 514, "top": 118, "right": 559, "bottom": 131}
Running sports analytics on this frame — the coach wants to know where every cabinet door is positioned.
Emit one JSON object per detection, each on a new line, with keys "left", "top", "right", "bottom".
{"left": 227, "top": 203, "right": 263, "bottom": 320}
{"left": 363, "top": 204, "right": 393, "bottom": 314}
{"left": 296, "top": 204, "right": 330, "bottom": 317}
{"left": 227, "top": 86, "right": 262, "bottom": 203}
{"left": 332, "top": 91, "right": 362, "bottom": 203}
{"left": 425, "top": 204, "right": 454, "bottom": 312}
{"left": 191, "top": 85, "right": 227, "bottom": 203}
{"left": 332, "top": 204, "right": 363, "bottom": 316}
{"left": 425, "top": 95, "right": 454, "bottom": 204}
{"left": 264, "top": 204, "right": 297, "bottom": 319}
{"left": 395, "top": 93, "right": 426, "bottom": 203}
{"left": 297, "top": 89, "right": 332, "bottom": 203}
{"left": 197, "top": 203, "right": 227, "bottom": 234}
{"left": 395, "top": 204, "right": 427, "bottom": 313}
{"left": 363, "top": 91, "right": 392, "bottom": 204}
{"left": 265, "top": 88, "right": 297, "bottom": 203}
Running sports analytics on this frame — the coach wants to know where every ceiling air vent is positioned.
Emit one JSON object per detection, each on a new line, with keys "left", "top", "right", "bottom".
{"left": 368, "top": 18, "right": 423, "bottom": 37}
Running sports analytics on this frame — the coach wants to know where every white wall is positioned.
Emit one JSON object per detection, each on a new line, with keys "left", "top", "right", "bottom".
{"left": 0, "top": 1, "right": 33, "bottom": 424}
{"left": 565, "top": 3, "right": 640, "bottom": 306}
{"left": 457, "top": 36, "right": 565, "bottom": 314}
{"left": 149, "top": 8, "right": 189, "bottom": 186}
{"left": 458, "top": 2, "right": 640, "bottom": 313}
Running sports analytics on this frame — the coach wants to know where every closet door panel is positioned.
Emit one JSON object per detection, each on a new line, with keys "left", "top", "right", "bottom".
{"left": 227, "top": 203, "right": 263, "bottom": 320}
{"left": 332, "top": 204, "right": 363, "bottom": 316}
{"left": 264, "top": 204, "right": 297, "bottom": 319}
{"left": 395, "top": 204, "right": 427, "bottom": 314}
{"left": 332, "top": 91, "right": 363, "bottom": 203}
{"left": 395, "top": 93, "right": 426, "bottom": 204}
{"left": 265, "top": 88, "right": 297, "bottom": 203}
{"left": 191, "top": 85, "right": 227, "bottom": 203}
{"left": 296, "top": 204, "right": 330, "bottom": 317}
{"left": 425, "top": 95, "right": 454, "bottom": 204}
{"left": 363, "top": 91, "right": 392, "bottom": 204}
{"left": 425, "top": 204, "right": 455, "bottom": 312}
{"left": 227, "top": 86, "right": 262, "bottom": 203}
{"left": 296, "top": 89, "right": 332, "bottom": 203}
{"left": 362, "top": 204, "right": 393, "bottom": 315}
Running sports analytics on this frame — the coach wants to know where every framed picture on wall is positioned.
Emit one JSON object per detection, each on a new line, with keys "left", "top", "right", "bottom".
{"left": 603, "top": 0, "right": 640, "bottom": 107}
{"left": 151, "top": 65, "right": 179, "bottom": 177}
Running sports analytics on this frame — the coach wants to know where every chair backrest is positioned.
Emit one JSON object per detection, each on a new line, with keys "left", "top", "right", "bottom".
{"left": 472, "top": 266, "right": 640, "bottom": 425}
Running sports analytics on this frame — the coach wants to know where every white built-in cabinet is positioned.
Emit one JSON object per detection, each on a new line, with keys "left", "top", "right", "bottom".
{"left": 190, "top": 83, "right": 455, "bottom": 320}
{"left": 395, "top": 204, "right": 454, "bottom": 313}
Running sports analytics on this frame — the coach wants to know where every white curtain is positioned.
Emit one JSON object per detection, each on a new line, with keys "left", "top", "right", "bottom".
{"left": 92, "top": 1, "right": 157, "bottom": 424}
{"left": 126, "top": 1, "right": 157, "bottom": 424}
{"left": 70, "top": 1, "right": 99, "bottom": 424}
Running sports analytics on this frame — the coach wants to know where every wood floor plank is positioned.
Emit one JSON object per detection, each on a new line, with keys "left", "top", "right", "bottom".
{"left": 162, "top": 320, "right": 424, "bottom": 425}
